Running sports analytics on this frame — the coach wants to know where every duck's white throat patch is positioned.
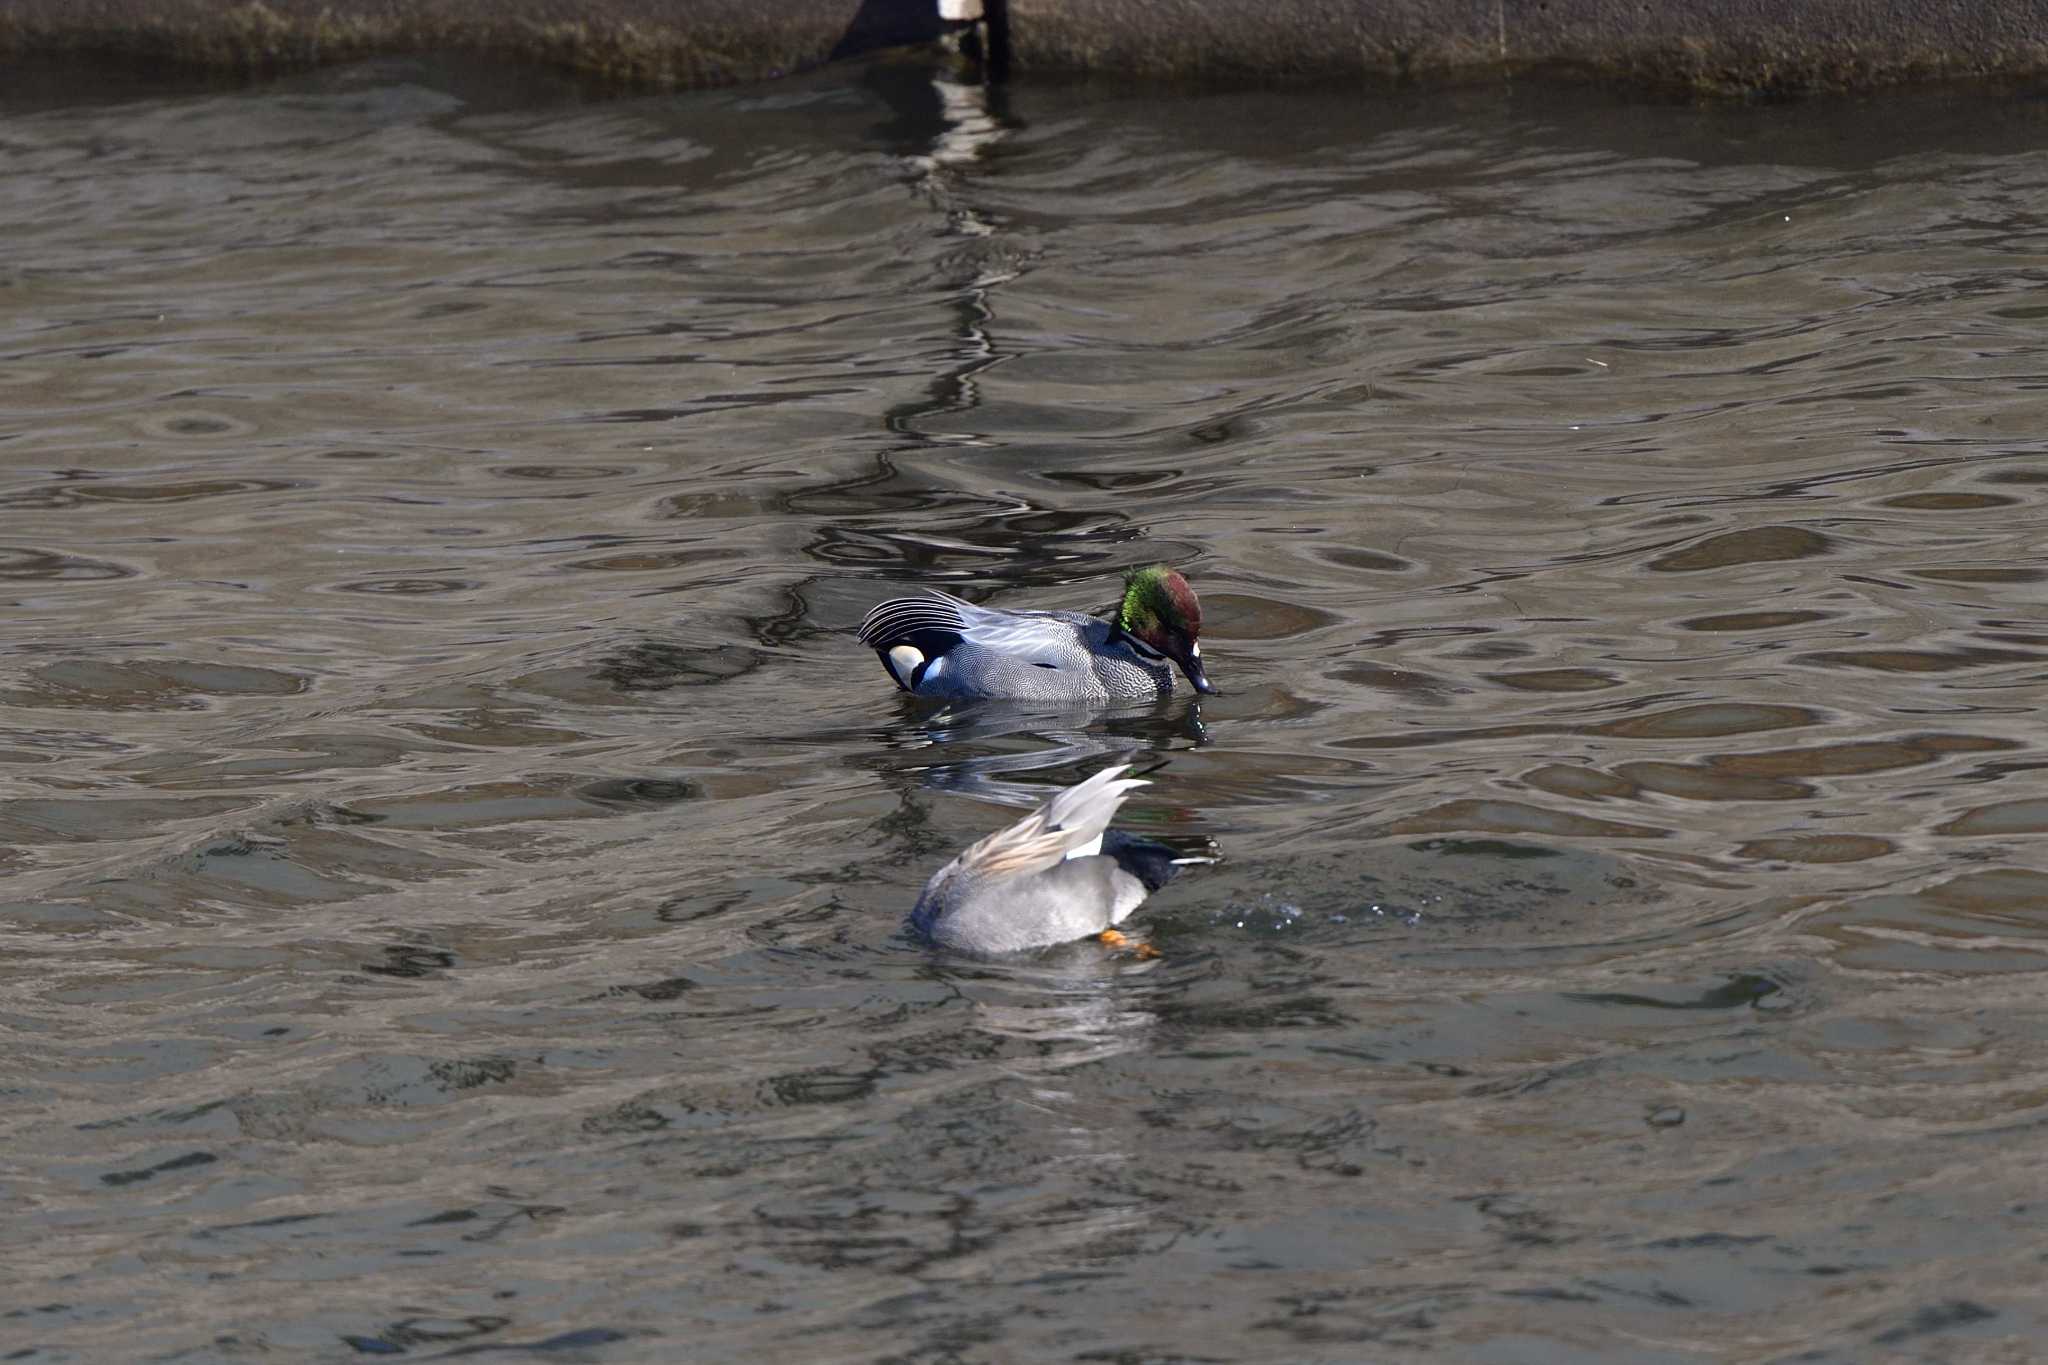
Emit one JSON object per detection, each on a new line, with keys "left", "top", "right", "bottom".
{"left": 885, "top": 644, "right": 924, "bottom": 689}
{"left": 1064, "top": 833, "right": 1104, "bottom": 860}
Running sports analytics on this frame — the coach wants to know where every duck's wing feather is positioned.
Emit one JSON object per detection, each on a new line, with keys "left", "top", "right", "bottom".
{"left": 949, "top": 598, "right": 1090, "bottom": 664}
{"left": 952, "top": 763, "right": 1147, "bottom": 881}
{"left": 858, "top": 591, "right": 971, "bottom": 657}
{"left": 860, "top": 590, "right": 1088, "bottom": 671}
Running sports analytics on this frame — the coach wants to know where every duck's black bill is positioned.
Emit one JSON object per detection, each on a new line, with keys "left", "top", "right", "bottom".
{"left": 1181, "top": 656, "right": 1219, "bottom": 696}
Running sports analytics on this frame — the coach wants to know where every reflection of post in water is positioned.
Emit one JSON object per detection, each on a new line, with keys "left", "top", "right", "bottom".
{"left": 910, "top": 68, "right": 1015, "bottom": 428}
{"left": 856, "top": 43, "right": 1017, "bottom": 434}
{"left": 788, "top": 52, "right": 1157, "bottom": 587}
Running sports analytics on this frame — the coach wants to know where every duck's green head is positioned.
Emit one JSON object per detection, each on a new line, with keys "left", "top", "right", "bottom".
{"left": 1118, "top": 564, "right": 1217, "bottom": 695}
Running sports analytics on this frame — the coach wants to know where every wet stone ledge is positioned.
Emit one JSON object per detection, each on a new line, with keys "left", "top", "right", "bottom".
{"left": 0, "top": 0, "right": 2043, "bottom": 93}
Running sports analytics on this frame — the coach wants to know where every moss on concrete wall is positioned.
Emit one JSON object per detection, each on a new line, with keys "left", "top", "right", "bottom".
{"left": 0, "top": 0, "right": 2042, "bottom": 94}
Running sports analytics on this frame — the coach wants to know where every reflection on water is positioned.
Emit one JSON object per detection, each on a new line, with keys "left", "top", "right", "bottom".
{"left": 875, "top": 696, "right": 1205, "bottom": 806}
{"left": 2, "top": 51, "right": 2047, "bottom": 1361}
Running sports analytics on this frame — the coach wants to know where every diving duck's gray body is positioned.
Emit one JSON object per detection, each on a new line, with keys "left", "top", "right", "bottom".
{"left": 910, "top": 764, "right": 1190, "bottom": 954}
{"left": 858, "top": 591, "right": 1176, "bottom": 702}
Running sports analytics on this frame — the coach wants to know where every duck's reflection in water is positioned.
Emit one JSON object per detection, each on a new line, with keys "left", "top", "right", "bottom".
{"left": 885, "top": 698, "right": 1209, "bottom": 809}
{"left": 927, "top": 948, "right": 1170, "bottom": 1190}
{"left": 942, "top": 948, "right": 1158, "bottom": 1069}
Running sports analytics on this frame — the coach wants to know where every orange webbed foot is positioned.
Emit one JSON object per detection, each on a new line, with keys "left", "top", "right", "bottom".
{"left": 1099, "top": 928, "right": 1160, "bottom": 959}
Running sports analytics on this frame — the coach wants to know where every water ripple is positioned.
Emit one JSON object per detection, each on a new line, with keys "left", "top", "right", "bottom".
{"left": 1, "top": 58, "right": 2044, "bottom": 1364}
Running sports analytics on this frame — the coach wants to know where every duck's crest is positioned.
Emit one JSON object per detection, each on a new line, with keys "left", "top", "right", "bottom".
{"left": 1119, "top": 563, "right": 1200, "bottom": 636}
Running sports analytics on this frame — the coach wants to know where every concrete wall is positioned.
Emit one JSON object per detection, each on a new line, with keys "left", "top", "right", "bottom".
{"left": 0, "top": 0, "right": 2042, "bottom": 94}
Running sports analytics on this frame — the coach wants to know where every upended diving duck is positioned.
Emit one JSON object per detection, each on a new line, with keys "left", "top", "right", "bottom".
{"left": 858, "top": 564, "right": 1216, "bottom": 702}
{"left": 910, "top": 764, "right": 1202, "bottom": 954}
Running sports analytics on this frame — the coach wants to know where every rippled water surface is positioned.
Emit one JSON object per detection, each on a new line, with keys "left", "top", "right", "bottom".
{"left": 4, "top": 55, "right": 2047, "bottom": 1362}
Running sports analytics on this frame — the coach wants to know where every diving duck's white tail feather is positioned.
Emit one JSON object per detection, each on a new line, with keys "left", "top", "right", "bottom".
{"left": 955, "top": 764, "right": 1147, "bottom": 880}
{"left": 1042, "top": 763, "right": 1145, "bottom": 841}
